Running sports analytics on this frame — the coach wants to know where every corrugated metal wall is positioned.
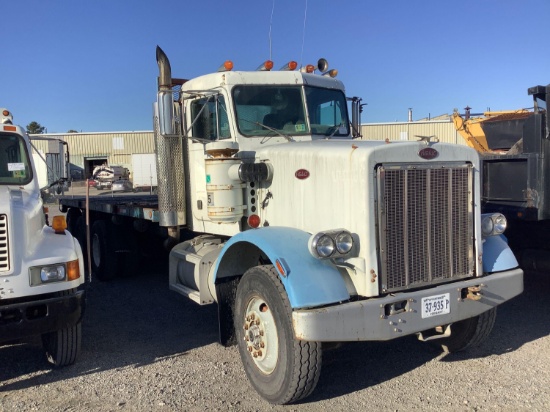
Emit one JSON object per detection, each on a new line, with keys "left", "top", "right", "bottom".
{"left": 360, "top": 120, "right": 466, "bottom": 145}
{"left": 30, "top": 131, "right": 155, "bottom": 178}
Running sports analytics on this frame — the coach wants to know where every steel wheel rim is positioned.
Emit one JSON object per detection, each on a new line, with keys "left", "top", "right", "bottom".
{"left": 243, "top": 295, "right": 278, "bottom": 374}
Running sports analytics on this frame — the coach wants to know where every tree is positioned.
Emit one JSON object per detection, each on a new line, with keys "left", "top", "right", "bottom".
{"left": 67, "top": 130, "right": 78, "bottom": 133}
{"left": 26, "top": 121, "right": 45, "bottom": 134}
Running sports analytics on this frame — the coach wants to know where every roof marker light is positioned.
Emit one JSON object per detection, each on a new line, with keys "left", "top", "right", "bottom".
{"left": 257, "top": 60, "right": 274, "bottom": 71}
{"left": 218, "top": 60, "right": 234, "bottom": 72}
{"left": 323, "top": 69, "right": 338, "bottom": 78}
{"left": 280, "top": 61, "right": 298, "bottom": 71}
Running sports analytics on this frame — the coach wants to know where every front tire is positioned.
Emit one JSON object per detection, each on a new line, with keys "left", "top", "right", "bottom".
{"left": 234, "top": 265, "right": 322, "bottom": 405}
{"left": 438, "top": 308, "right": 497, "bottom": 353}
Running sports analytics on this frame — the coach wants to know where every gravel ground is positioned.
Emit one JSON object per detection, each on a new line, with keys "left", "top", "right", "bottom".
{"left": 1, "top": 259, "right": 549, "bottom": 411}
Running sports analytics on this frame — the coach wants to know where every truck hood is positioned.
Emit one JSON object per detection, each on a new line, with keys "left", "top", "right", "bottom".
{"left": 254, "top": 139, "right": 480, "bottom": 237}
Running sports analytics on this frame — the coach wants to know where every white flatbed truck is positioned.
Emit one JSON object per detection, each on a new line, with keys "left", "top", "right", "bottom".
{"left": 59, "top": 47, "right": 523, "bottom": 404}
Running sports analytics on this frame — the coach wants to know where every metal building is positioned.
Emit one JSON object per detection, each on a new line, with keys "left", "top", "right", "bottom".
{"left": 360, "top": 117, "right": 466, "bottom": 145}
{"left": 30, "top": 131, "right": 154, "bottom": 180}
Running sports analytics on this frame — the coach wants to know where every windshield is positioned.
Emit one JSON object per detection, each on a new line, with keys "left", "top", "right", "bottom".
{"left": 233, "top": 85, "right": 349, "bottom": 137}
{"left": 305, "top": 87, "right": 349, "bottom": 136}
{"left": 0, "top": 133, "right": 32, "bottom": 185}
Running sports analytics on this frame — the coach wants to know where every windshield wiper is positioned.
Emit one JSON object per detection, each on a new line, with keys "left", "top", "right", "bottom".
{"left": 324, "top": 124, "right": 343, "bottom": 139}
{"left": 239, "top": 118, "right": 294, "bottom": 142}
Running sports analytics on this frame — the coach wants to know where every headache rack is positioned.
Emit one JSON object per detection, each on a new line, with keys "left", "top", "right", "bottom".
{"left": 376, "top": 162, "right": 475, "bottom": 293}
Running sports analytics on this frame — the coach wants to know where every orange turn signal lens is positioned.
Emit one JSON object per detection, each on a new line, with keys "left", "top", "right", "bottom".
{"left": 2, "top": 110, "right": 9, "bottom": 116}
{"left": 3, "top": 125, "right": 16, "bottom": 131}
{"left": 52, "top": 215, "right": 67, "bottom": 233}
{"left": 305, "top": 64, "right": 315, "bottom": 73}
{"left": 66, "top": 259, "right": 80, "bottom": 281}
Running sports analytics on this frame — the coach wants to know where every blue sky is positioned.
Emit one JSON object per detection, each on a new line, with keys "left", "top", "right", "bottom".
{"left": 2, "top": 0, "right": 549, "bottom": 133}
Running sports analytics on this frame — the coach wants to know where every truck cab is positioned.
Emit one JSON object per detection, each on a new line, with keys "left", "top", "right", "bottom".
{"left": 0, "top": 109, "right": 84, "bottom": 366}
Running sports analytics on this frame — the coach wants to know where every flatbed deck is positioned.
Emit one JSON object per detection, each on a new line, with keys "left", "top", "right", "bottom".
{"left": 59, "top": 194, "right": 160, "bottom": 221}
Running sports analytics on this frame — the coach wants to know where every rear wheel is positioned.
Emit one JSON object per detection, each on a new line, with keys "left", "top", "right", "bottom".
{"left": 234, "top": 265, "right": 322, "bottom": 404}
{"left": 438, "top": 308, "right": 497, "bottom": 352}
{"left": 91, "top": 220, "right": 118, "bottom": 281}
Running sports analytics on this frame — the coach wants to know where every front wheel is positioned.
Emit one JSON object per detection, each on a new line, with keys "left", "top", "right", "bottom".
{"left": 42, "top": 322, "right": 81, "bottom": 367}
{"left": 438, "top": 308, "right": 497, "bottom": 353}
{"left": 234, "top": 265, "right": 322, "bottom": 405}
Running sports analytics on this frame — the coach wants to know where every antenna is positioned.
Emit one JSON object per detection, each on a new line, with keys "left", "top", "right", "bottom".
{"left": 300, "top": 0, "right": 308, "bottom": 68}
{"left": 269, "top": 0, "right": 275, "bottom": 60}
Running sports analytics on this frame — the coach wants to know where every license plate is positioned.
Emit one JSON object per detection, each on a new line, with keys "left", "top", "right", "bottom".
{"left": 421, "top": 293, "right": 451, "bottom": 318}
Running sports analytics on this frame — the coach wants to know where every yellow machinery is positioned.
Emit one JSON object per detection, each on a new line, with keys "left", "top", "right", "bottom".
{"left": 452, "top": 108, "right": 532, "bottom": 153}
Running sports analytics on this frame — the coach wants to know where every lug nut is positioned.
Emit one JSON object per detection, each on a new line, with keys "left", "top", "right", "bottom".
{"left": 248, "top": 346, "right": 253, "bottom": 352}
{"left": 260, "top": 342, "right": 265, "bottom": 348}
{"left": 257, "top": 350, "right": 262, "bottom": 357}
{"left": 255, "top": 319, "right": 260, "bottom": 325}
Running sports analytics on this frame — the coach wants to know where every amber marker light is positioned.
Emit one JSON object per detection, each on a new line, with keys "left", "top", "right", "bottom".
{"left": 66, "top": 259, "right": 81, "bottom": 281}
{"left": 280, "top": 61, "right": 298, "bottom": 71}
{"left": 323, "top": 69, "right": 338, "bottom": 78}
{"left": 257, "top": 60, "right": 274, "bottom": 71}
{"left": 2, "top": 110, "right": 9, "bottom": 116}
{"left": 248, "top": 214, "right": 261, "bottom": 228}
{"left": 3, "top": 125, "right": 16, "bottom": 131}
{"left": 218, "top": 60, "right": 234, "bottom": 72}
{"left": 52, "top": 215, "right": 67, "bottom": 233}
{"left": 305, "top": 64, "right": 315, "bottom": 73}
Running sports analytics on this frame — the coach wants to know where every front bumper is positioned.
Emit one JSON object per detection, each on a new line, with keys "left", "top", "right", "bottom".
{"left": 0, "top": 289, "right": 85, "bottom": 343}
{"left": 292, "top": 268, "right": 523, "bottom": 342}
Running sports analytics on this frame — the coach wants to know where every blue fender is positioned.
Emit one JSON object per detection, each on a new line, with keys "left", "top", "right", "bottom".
{"left": 483, "top": 234, "right": 519, "bottom": 273}
{"left": 214, "top": 227, "right": 350, "bottom": 309}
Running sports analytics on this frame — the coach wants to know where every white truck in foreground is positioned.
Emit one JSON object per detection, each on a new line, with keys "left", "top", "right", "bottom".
{"left": 0, "top": 109, "right": 85, "bottom": 366}
{"left": 60, "top": 47, "right": 523, "bottom": 404}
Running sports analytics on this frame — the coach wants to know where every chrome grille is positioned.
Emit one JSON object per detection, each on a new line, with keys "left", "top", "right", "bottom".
{"left": 377, "top": 163, "right": 474, "bottom": 292}
{"left": 0, "top": 214, "right": 10, "bottom": 272}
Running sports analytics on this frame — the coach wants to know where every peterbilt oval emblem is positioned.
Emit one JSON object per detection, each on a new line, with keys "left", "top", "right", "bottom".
{"left": 418, "top": 147, "right": 439, "bottom": 160}
{"left": 295, "top": 169, "right": 310, "bottom": 179}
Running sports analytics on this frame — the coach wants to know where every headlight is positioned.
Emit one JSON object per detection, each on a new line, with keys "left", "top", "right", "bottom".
{"left": 315, "top": 234, "right": 336, "bottom": 258}
{"left": 481, "top": 213, "right": 507, "bottom": 237}
{"left": 41, "top": 265, "right": 66, "bottom": 282}
{"left": 30, "top": 264, "right": 68, "bottom": 285}
{"left": 309, "top": 229, "right": 355, "bottom": 259}
{"left": 335, "top": 231, "right": 353, "bottom": 254}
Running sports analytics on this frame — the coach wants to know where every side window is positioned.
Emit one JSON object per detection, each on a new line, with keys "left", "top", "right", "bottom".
{"left": 190, "top": 96, "right": 231, "bottom": 141}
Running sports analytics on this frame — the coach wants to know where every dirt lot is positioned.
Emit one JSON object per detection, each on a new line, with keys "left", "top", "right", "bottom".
{"left": 1, "top": 251, "right": 550, "bottom": 412}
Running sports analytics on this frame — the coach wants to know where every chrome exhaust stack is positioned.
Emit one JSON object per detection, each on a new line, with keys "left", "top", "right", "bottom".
{"left": 154, "top": 46, "right": 187, "bottom": 234}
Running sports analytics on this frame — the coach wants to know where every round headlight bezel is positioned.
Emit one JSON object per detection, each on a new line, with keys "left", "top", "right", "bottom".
{"left": 481, "top": 213, "right": 507, "bottom": 237}
{"left": 309, "top": 229, "right": 355, "bottom": 259}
